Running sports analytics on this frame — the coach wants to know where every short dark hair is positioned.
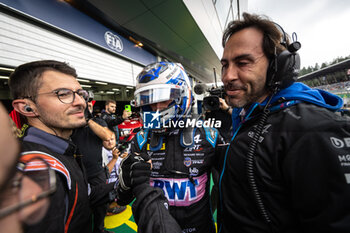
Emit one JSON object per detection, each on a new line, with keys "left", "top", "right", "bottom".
{"left": 222, "top": 12, "right": 288, "bottom": 60}
{"left": 9, "top": 60, "right": 77, "bottom": 100}
{"left": 105, "top": 99, "right": 116, "bottom": 106}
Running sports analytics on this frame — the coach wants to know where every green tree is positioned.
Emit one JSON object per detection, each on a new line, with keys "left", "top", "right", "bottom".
{"left": 299, "top": 54, "right": 350, "bottom": 76}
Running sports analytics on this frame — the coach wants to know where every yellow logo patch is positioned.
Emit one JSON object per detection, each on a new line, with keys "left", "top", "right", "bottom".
{"left": 147, "top": 143, "right": 165, "bottom": 150}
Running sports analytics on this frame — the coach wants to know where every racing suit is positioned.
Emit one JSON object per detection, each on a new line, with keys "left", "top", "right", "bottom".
{"left": 218, "top": 82, "right": 350, "bottom": 233}
{"left": 19, "top": 126, "right": 115, "bottom": 233}
{"left": 131, "top": 124, "right": 225, "bottom": 233}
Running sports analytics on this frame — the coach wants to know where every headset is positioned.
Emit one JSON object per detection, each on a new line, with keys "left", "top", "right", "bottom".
{"left": 266, "top": 23, "right": 301, "bottom": 91}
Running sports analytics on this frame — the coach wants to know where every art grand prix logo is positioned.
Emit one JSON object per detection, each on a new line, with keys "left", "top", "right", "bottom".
{"left": 143, "top": 111, "right": 161, "bottom": 129}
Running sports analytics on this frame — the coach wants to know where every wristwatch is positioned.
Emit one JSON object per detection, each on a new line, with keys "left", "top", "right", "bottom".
{"left": 225, "top": 107, "right": 232, "bottom": 113}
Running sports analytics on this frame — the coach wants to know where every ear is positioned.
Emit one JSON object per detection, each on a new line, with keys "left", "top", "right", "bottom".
{"left": 12, "top": 99, "right": 37, "bottom": 117}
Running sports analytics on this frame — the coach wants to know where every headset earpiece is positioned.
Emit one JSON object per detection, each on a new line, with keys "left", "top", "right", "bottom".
{"left": 24, "top": 105, "right": 32, "bottom": 112}
{"left": 266, "top": 25, "right": 301, "bottom": 91}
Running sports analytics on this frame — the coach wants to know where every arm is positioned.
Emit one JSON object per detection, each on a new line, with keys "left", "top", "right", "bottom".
{"left": 132, "top": 184, "right": 182, "bottom": 233}
{"left": 283, "top": 127, "right": 350, "bottom": 232}
{"left": 89, "top": 182, "right": 115, "bottom": 208}
{"left": 108, "top": 116, "right": 124, "bottom": 128}
{"left": 87, "top": 118, "right": 114, "bottom": 141}
{"left": 101, "top": 112, "right": 128, "bottom": 128}
{"left": 116, "top": 137, "right": 181, "bottom": 232}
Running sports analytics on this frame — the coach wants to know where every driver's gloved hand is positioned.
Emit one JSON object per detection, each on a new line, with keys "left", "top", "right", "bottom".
{"left": 115, "top": 152, "right": 151, "bottom": 205}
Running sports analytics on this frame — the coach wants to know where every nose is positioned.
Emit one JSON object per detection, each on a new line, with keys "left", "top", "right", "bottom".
{"left": 151, "top": 102, "right": 163, "bottom": 111}
{"left": 73, "top": 92, "right": 86, "bottom": 107}
{"left": 222, "top": 64, "right": 238, "bottom": 84}
{"left": 150, "top": 103, "right": 158, "bottom": 111}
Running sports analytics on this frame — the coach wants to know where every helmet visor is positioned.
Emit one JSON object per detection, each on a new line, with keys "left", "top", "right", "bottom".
{"left": 134, "top": 86, "right": 181, "bottom": 107}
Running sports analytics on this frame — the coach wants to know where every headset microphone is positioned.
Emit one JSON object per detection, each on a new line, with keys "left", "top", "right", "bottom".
{"left": 25, "top": 105, "right": 32, "bottom": 112}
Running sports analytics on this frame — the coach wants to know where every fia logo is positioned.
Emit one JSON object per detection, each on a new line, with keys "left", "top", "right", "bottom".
{"left": 143, "top": 111, "right": 161, "bottom": 129}
{"left": 104, "top": 31, "right": 123, "bottom": 52}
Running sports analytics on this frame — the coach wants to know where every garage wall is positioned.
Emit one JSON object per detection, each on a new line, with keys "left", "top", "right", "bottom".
{"left": 0, "top": 11, "right": 143, "bottom": 86}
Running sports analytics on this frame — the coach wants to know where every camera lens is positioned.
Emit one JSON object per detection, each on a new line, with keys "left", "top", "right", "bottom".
{"left": 203, "top": 96, "right": 220, "bottom": 111}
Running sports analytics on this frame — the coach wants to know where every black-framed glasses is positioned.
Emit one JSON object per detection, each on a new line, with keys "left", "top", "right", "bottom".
{"left": 0, "top": 157, "right": 56, "bottom": 224}
{"left": 35, "top": 88, "right": 89, "bottom": 104}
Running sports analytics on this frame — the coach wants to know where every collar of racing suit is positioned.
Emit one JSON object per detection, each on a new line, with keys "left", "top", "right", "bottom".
{"left": 21, "top": 125, "right": 77, "bottom": 156}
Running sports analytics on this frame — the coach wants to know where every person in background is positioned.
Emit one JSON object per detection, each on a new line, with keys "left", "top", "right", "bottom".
{"left": 71, "top": 93, "right": 115, "bottom": 233}
{"left": 100, "top": 99, "right": 131, "bottom": 138}
{"left": 201, "top": 97, "right": 232, "bottom": 213}
{"left": 9, "top": 60, "right": 115, "bottom": 233}
{"left": 218, "top": 12, "right": 350, "bottom": 232}
{"left": 102, "top": 134, "right": 127, "bottom": 184}
{"left": 204, "top": 97, "right": 233, "bottom": 143}
{"left": 0, "top": 102, "right": 54, "bottom": 233}
{"left": 102, "top": 134, "right": 128, "bottom": 215}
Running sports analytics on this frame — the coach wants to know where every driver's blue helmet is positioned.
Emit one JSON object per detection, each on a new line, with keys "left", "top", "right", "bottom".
{"left": 133, "top": 62, "right": 193, "bottom": 127}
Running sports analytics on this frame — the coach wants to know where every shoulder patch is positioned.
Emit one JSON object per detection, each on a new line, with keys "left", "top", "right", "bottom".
{"left": 203, "top": 127, "right": 218, "bottom": 148}
{"left": 136, "top": 129, "right": 149, "bottom": 150}
{"left": 20, "top": 151, "right": 72, "bottom": 190}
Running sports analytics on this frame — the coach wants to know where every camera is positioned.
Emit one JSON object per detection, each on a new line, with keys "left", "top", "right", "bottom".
{"left": 202, "top": 86, "right": 225, "bottom": 111}
{"left": 117, "top": 142, "right": 129, "bottom": 154}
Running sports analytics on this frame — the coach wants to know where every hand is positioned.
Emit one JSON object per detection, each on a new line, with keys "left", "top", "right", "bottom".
{"left": 112, "top": 147, "right": 120, "bottom": 160}
{"left": 84, "top": 106, "right": 93, "bottom": 123}
{"left": 219, "top": 98, "right": 228, "bottom": 110}
{"left": 118, "top": 152, "right": 151, "bottom": 191}
{"left": 120, "top": 152, "right": 128, "bottom": 159}
{"left": 122, "top": 109, "right": 132, "bottom": 120}
{"left": 219, "top": 98, "right": 231, "bottom": 113}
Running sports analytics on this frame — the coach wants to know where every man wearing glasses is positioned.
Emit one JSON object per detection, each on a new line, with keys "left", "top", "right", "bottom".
{"left": 9, "top": 60, "right": 116, "bottom": 233}
{"left": 0, "top": 102, "right": 55, "bottom": 233}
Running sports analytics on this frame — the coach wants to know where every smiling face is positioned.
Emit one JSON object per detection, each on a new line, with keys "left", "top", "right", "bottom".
{"left": 30, "top": 70, "right": 87, "bottom": 138}
{"left": 221, "top": 27, "right": 270, "bottom": 108}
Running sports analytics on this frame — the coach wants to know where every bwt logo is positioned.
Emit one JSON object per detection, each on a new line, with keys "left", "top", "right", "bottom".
{"left": 330, "top": 137, "right": 350, "bottom": 148}
{"left": 152, "top": 179, "right": 199, "bottom": 200}
{"left": 104, "top": 31, "right": 123, "bottom": 52}
{"left": 143, "top": 111, "right": 161, "bottom": 129}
